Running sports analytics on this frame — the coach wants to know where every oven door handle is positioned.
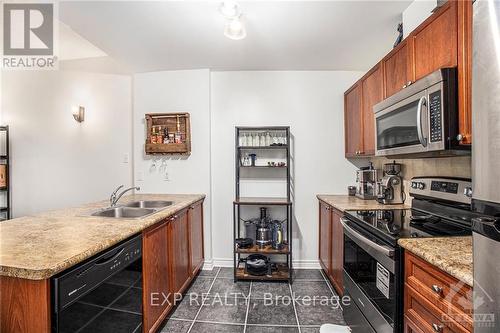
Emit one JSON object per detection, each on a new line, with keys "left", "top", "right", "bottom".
{"left": 341, "top": 218, "right": 394, "bottom": 258}
{"left": 417, "top": 96, "right": 428, "bottom": 147}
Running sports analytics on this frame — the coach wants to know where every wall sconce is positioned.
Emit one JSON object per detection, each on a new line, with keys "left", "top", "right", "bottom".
{"left": 72, "top": 106, "right": 85, "bottom": 123}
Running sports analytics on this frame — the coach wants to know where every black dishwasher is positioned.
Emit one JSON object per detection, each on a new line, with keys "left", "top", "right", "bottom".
{"left": 52, "top": 234, "right": 143, "bottom": 333}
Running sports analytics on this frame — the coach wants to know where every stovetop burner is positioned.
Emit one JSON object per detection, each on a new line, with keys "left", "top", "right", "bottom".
{"left": 345, "top": 208, "right": 473, "bottom": 245}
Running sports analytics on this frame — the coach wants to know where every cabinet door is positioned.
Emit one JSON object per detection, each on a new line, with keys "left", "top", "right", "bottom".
{"left": 361, "top": 63, "right": 384, "bottom": 156}
{"left": 169, "top": 210, "right": 191, "bottom": 295}
{"left": 188, "top": 201, "right": 204, "bottom": 276}
{"left": 143, "top": 220, "right": 171, "bottom": 333}
{"left": 318, "top": 202, "right": 332, "bottom": 274}
{"left": 330, "top": 208, "right": 344, "bottom": 296}
{"left": 383, "top": 40, "right": 412, "bottom": 98}
{"left": 404, "top": 315, "right": 425, "bottom": 333}
{"left": 412, "top": 1, "right": 458, "bottom": 81}
{"left": 344, "top": 83, "right": 363, "bottom": 157}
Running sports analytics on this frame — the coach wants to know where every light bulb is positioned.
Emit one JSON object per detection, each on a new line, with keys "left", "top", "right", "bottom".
{"left": 224, "top": 18, "right": 246, "bottom": 40}
{"left": 219, "top": 1, "right": 241, "bottom": 19}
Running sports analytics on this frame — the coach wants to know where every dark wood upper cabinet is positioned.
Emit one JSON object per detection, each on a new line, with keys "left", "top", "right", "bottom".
{"left": 344, "top": 0, "right": 473, "bottom": 155}
{"left": 169, "top": 210, "right": 191, "bottom": 295}
{"left": 188, "top": 201, "right": 204, "bottom": 276}
{"left": 383, "top": 40, "right": 413, "bottom": 98}
{"left": 344, "top": 83, "right": 363, "bottom": 158}
{"left": 330, "top": 207, "right": 344, "bottom": 296}
{"left": 318, "top": 201, "right": 332, "bottom": 274}
{"left": 142, "top": 220, "right": 171, "bottom": 333}
{"left": 412, "top": 1, "right": 458, "bottom": 81}
{"left": 361, "top": 63, "right": 384, "bottom": 156}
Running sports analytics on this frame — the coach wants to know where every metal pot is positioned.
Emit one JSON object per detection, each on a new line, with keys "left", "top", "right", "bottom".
{"left": 244, "top": 254, "right": 270, "bottom": 276}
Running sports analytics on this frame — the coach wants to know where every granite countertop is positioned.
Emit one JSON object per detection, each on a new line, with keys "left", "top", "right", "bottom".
{"left": 398, "top": 236, "right": 473, "bottom": 287}
{"left": 0, "top": 194, "right": 205, "bottom": 280}
{"left": 317, "top": 194, "right": 410, "bottom": 212}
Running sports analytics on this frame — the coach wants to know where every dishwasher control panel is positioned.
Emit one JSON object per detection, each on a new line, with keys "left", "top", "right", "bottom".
{"left": 52, "top": 234, "right": 142, "bottom": 312}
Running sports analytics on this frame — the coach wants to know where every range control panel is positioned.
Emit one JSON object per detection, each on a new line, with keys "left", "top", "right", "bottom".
{"left": 430, "top": 180, "right": 459, "bottom": 194}
{"left": 429, "top": 91, "right": 443, "bottom": 143}
{"left": 410, "top": 177, "right": 472, "bottom": 205}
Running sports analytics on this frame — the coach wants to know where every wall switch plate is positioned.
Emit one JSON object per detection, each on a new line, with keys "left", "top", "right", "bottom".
{"left": 123, "top": 153, "right": 129, "bottom": 164}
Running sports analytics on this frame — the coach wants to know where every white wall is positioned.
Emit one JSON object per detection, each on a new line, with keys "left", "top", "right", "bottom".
{"left": 210, "top": 71, "right": 363, "bottom": 267}
{"left": 2, "top": 70, "right": 132, "bottom": 217}
{"left": 403, "top": 0, "right": 437, "bottom": 38}
{"left": 133, "top": 69, "right": 213, "bottom": 263}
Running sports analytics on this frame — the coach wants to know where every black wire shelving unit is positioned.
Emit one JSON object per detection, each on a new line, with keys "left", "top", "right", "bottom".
{"left": 0, "top": 126, "right": 10, "bottom": 221}
{"left": 233, "top": 126, "right": 293, "bottom": 283}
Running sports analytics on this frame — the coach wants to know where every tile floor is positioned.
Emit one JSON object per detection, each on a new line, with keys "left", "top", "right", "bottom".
{"left": 160, "top": 267, "right": 345, "bottom": 333}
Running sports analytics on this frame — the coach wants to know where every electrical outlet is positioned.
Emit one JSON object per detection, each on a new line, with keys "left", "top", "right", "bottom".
{"left": 137, "top": 171, "right": 144, "bottom": 181}
{"left": 123, "top": 153, "right": 129, "bottom": 164}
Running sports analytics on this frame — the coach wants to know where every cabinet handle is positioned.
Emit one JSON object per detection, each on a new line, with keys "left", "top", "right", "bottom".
{"left": 432, "top": 323, "right": 444, "bottom": 332}
{"left": 431, "top": 284, "right": 443, "bottom": 295}
{"left": 456, "top": 134, "right": 464, "bottom": 142}
{"left": 407, "top": 81, "right": 413, "bottom": 86}
{"left": 403, "top": 84, "right": 407, "bottom": 89}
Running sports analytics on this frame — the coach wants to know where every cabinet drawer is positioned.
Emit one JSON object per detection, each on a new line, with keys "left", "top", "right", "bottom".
{"left": 406, "top": 284, "right": 470, "bottom": 333}
{"left": 405, "top": 253, "right": 473, "bottom": 331}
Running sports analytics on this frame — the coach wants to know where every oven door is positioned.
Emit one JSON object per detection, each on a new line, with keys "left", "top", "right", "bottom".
{"left": 341, "top": 218, "right": 397, "bottom": 333}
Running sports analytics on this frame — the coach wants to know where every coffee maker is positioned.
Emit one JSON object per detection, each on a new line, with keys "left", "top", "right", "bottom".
{"left": 377, "top": 161, "right": 405, "bottom": 205}
{"left": 356, "top": 163, "right": 379, "bottom": 200}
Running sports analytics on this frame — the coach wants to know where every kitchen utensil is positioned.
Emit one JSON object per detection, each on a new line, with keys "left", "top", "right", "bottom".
{"left": 384, "top": 161, "right": 402, "bottom": 176}
{"left": 235, "top": 238, "right": 253, "bottom": 249}
{"left": 244, "top": 220, "right": 257, "bottom": 241}
{"left": 348, "top": 186, "right": 356, "bottom": 196}
{"left": 244, "top": 254, "right": 270, "bottom": 276}
{"left": 270, "top": 220, "right": 284, "bottom": 250}
{"left": 249, "top": 154, "right": 257, "bottom": 166}
{"left": 356, "top": 163, "right": 380, "bottom": 200}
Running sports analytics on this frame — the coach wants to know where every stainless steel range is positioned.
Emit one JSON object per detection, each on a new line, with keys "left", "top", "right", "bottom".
{"left": 341, "top": 177, "right": 478, "bottom": 333}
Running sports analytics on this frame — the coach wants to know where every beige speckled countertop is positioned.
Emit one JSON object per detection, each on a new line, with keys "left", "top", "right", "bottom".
{"left": 317, "top": 194, "right": 410, "bottom": 212}
{"left": 0, "top": 194, "right": 205, "bottom": 280}
{"left": 398, "top": 237, "right": 473, "bottom": 287}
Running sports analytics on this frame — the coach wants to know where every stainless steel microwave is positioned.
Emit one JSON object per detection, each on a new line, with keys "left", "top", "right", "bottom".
{"left": 373, "top": 68, "right": 469, "bottom": 157}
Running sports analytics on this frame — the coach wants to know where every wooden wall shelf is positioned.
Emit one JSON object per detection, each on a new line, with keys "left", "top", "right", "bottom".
{"left": 145, "top": 113, "right": 191, "bottom": 155}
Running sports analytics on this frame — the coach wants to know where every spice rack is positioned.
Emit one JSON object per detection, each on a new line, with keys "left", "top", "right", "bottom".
{"left": 233, "top": 126, "right": 293, "bottom": 283}
{"left": 145, "top": 113, "right": 191, "bottom": 155}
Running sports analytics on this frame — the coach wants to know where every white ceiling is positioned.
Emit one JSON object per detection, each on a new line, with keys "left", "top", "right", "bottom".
{"left": 59, "top": 1, "right": 412, "bottom": 73}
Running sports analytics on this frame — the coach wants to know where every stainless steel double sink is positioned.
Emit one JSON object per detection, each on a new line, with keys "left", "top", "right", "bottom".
{"left": 90, "top": 200, "right": 173, "bottom": 219}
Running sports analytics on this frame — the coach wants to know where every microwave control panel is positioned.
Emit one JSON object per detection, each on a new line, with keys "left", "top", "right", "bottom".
{"left": 429, "top": 91, "right": 442, "bottom": 142}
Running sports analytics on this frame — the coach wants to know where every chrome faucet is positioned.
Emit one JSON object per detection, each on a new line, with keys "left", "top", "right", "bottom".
{"left": 110, "top": 185, "right": 140, "bottom": 207}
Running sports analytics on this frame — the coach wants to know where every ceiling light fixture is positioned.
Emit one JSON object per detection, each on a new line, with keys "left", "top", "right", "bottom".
{"left": 224, "top": 17, "right": 246, "bottom": 40}
{"left": 219, "top": 1, "right": 241, "bottom": 19}
{"left": 219, "top": 1, "right": 246, "bottom": 40}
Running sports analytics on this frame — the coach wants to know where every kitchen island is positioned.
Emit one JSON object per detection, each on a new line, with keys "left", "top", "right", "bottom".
{"left": 0, "top": 193, "right": 205, "bottom": 333}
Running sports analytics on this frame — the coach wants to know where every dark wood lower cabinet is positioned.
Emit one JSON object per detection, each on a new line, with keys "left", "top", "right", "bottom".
{"left": 330, "top": 208, "right": 344, "bottom": 295}
{"left": 318, "top": 200, "right": 344, "bottom": 296}
{"left": 143, "top": 220, "right": 172, "bottom": 333}
{"left": 0, "top": 276, "right": 51, "bottom": 333}
{"left": 319, "top": 201, "right": 332, "bottom": 273}
{"left": 169, "top": 209, "right": 191, "bottom": 295}
{"left": 188, "top": 201, "right": 204, "bottom": 276}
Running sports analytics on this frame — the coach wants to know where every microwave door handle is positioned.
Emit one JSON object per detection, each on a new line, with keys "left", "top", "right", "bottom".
{"left": 417, "top": 96, "right": 428, "bottom": 147}
{"left": 340, "top": 218, "right": 394, "bottom": 257}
